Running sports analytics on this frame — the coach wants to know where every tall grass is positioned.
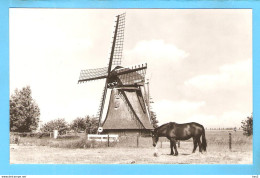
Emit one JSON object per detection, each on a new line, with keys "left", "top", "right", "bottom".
{"left": 13, "top": 130, "right": 252, "bottom": 151}
{"left": 50, "top": 137, "right": 95, "bottom": 149}
{"left": 15, "top": 134, "right": 108, "bottom": 149}
{"left": 206, "top": 130, "right": 252, "bottom": 151}
{"left": 113, "top": 131, "right": 252, "bottom": 151}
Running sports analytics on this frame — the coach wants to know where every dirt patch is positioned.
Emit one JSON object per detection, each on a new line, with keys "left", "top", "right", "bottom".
{"left": 10, "top": 143, "right": 252, "bottom": 164}
{"left": 10, "top": 131, "right": 252, "bottom": 164}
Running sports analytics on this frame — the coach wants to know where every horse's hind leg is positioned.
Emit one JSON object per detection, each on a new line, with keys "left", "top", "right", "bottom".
{"left": 170, "top": 141, "right": 174, "bottom": 155}
{"left": 192, "top": 137, "right": 198, "bottom": 153}
{"left": 197, "top": 137, "right": 202, "bottom": 153}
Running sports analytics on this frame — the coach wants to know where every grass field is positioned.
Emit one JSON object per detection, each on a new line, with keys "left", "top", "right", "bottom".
{"left": 10, "top": 130, "right": 252, "bottom": 164}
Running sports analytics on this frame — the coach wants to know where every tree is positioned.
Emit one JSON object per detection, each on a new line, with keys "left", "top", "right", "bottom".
{"left": 85, "top": 116, "right": 99, "bottom": 134}
{"left": 150, "top": 111, "right": 159, "bottom": 128}
{"left": 70, "top": 116, "right": 99, "bottom": 134}
{"left": 10, "top": 86, "right": 40, "bottom": 132}
{"left": 241, "top": 114, "right": 253, "bottom": 136}
{"left": 70, "top": 117, "right": 87, "bottom": 132}
{"left": 41, "top": 118, "right": 69, "bottom": 134}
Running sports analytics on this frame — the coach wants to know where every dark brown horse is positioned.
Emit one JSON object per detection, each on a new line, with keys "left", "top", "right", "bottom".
{"left": 151, "top": 122, "right": 207, "bottom": 156}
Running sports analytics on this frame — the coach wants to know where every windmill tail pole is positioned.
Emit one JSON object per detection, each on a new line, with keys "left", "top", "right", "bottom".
{"left": 147, "top": 79, "right": 150, "bottom": 114}
{"left": 145, "top": 79, "right": 152, "bottom": 120}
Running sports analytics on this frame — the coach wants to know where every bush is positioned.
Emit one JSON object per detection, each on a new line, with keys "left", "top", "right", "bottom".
{"left": 70, "top": 116, "right": 99, "bottom": 134}
{"left": 38, "top": 132, "right": 51, "bottom": 138}
{"left": 41, "top": 118, "right": 69, "bottom": 135}
{"left": 50, "top": 137, "right": 103, "bottom": 149}
{"left": 57, "top": 135, "right": 80, "bottom": 139}
{"left": 241, "top": 114, "right": 253, "bottom": 136}
{"left": 10, "top": 134, "right": 20, "bottom": 144}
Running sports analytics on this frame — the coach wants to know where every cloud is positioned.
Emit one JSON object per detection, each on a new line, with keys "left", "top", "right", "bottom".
{"left": 124, "top": 40, "right": 189, "bottom": 64}
{"left": 186, "top": 114, "right": 217, "bottom": 126}
{"left": 184, "top": 59, "right": 252, "bottom": 91}
{"left": 40, "top": 97, "right": 100, "bottom": 124}
{"left": 152, "top": 99, "right": 249, "bottom": 128}
{"left": 152, "top": 99, "right": 205, "bottom": 124}
{"left": 187, "top": 111, "right": 248, "bottom": 128}
{"left": 220, "top": 111, "right": 248, "bottom": 127}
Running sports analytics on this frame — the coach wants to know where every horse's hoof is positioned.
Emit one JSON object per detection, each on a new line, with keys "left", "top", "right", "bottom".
{"left": 174, "top": 154, "right": 178, "bottom": 156}
{"left": 153, "top": 152, "right": 159, "bottom": 157}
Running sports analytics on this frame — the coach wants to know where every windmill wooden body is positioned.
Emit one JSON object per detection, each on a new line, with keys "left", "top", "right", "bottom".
{"left": 78, "top": 13, "right": 154, "bottom": 136}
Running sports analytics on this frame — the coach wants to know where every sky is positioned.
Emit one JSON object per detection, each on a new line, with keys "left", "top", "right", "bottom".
{"left": 9, "top": 9, "right": 252, "bottom": 128}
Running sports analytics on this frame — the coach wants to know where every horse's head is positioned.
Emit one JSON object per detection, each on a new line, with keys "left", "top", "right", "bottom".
{"left": 151, "top": 129, "right": 159, "bottom": 147}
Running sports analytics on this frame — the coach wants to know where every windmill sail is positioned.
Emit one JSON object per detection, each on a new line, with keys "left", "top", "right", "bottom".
{"left": 96, "top": 82, "right": 108, "bottom": 126}
{"left": 116, "top": 64, "right": 147, "bottom": 85}
{"left": 111, "top": 13, "right": 125, "bottom": 66}
{"left": 97, "top": 13, "right": 126, "bottom": 127}
{"left": 78, "top": 67, "right": 108, "bottom": 83}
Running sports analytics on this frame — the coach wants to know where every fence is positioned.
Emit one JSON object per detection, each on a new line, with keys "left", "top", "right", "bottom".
{"left": 87, "top": 134, "right": 119, "bottom": 142}
{"left": 101, "top": 132, "right": 239, "bottom": 150}
{"left": 10, "top": 131, "right": 248, "bottom": 151}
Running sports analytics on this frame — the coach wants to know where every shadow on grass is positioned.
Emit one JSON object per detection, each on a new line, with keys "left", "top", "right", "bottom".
{"left": 181, "top": 153, "right": 191, "bottom": 156}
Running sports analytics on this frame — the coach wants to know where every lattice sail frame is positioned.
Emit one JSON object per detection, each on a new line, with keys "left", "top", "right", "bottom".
{"left": 96, "top": 86, "right": 107, "bottom": 117}
{"left": 78, "top": 67, "right": 108, "bottom": 83}
{"left": 111, "top": 13, "right": 125, "bottom": 66}
{"left": 116, "top": 64, "right": 147, "bottom": 85}
{"left": 78, "top": 13, "right": 126, "bottom": 84}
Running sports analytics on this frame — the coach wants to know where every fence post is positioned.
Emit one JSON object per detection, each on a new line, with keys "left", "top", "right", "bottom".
{"left": 229, "top": 133, "right": 232, "bottom": 151}
{"left": 107, "top": 134, "right": 110, "bottom": 147}
{"left": 178, "top": 140, "right": 180, "bottom": 148}
{"left": 137, "top": 134, "right": 139, "bottom": 147}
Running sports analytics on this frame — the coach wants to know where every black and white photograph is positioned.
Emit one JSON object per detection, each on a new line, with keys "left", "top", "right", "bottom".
{"left": 9, "top": 9, "right": 252, "bottom": 164}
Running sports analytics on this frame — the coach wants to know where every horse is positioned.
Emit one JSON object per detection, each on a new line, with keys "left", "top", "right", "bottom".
{"left": 151, "top": 122, "right": 207, "bottom": 156}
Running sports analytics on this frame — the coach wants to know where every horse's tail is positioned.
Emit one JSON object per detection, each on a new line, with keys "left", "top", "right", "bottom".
{"left": 201, "top": 127, "right": 207, "bottom": 152}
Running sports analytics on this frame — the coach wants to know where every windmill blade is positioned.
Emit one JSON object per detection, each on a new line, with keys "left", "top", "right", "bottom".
{"left": 111, "top": 13, "right": 125, "bottom": 66}
{"left": 116, "top": 64, "right": 147, "bottom": 85}
{"left": 107, "top": 13, "right": 126, "bottom": 73}
{"left": 78, "top": 67, "right": 108, "bottom": 83}
{"left": 96, "top": 13, "right": 126, "bottom": 112}
{"left": 97, "top": 81, "right": 108, "bottom": 127}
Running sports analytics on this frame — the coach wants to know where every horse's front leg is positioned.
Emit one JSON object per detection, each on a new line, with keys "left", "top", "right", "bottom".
{"left": 170, "top": 138, "right": 178, "bottom": 156}
{"left": 170, "top": 141, "right": 174, "bottom": 155}
{"left": 172, "top": 139, "right": 178, "bottom": 156}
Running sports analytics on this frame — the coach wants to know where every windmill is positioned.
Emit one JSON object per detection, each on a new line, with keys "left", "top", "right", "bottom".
{"left": 78, "top": 13, "right": 154, "bottom": 135}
